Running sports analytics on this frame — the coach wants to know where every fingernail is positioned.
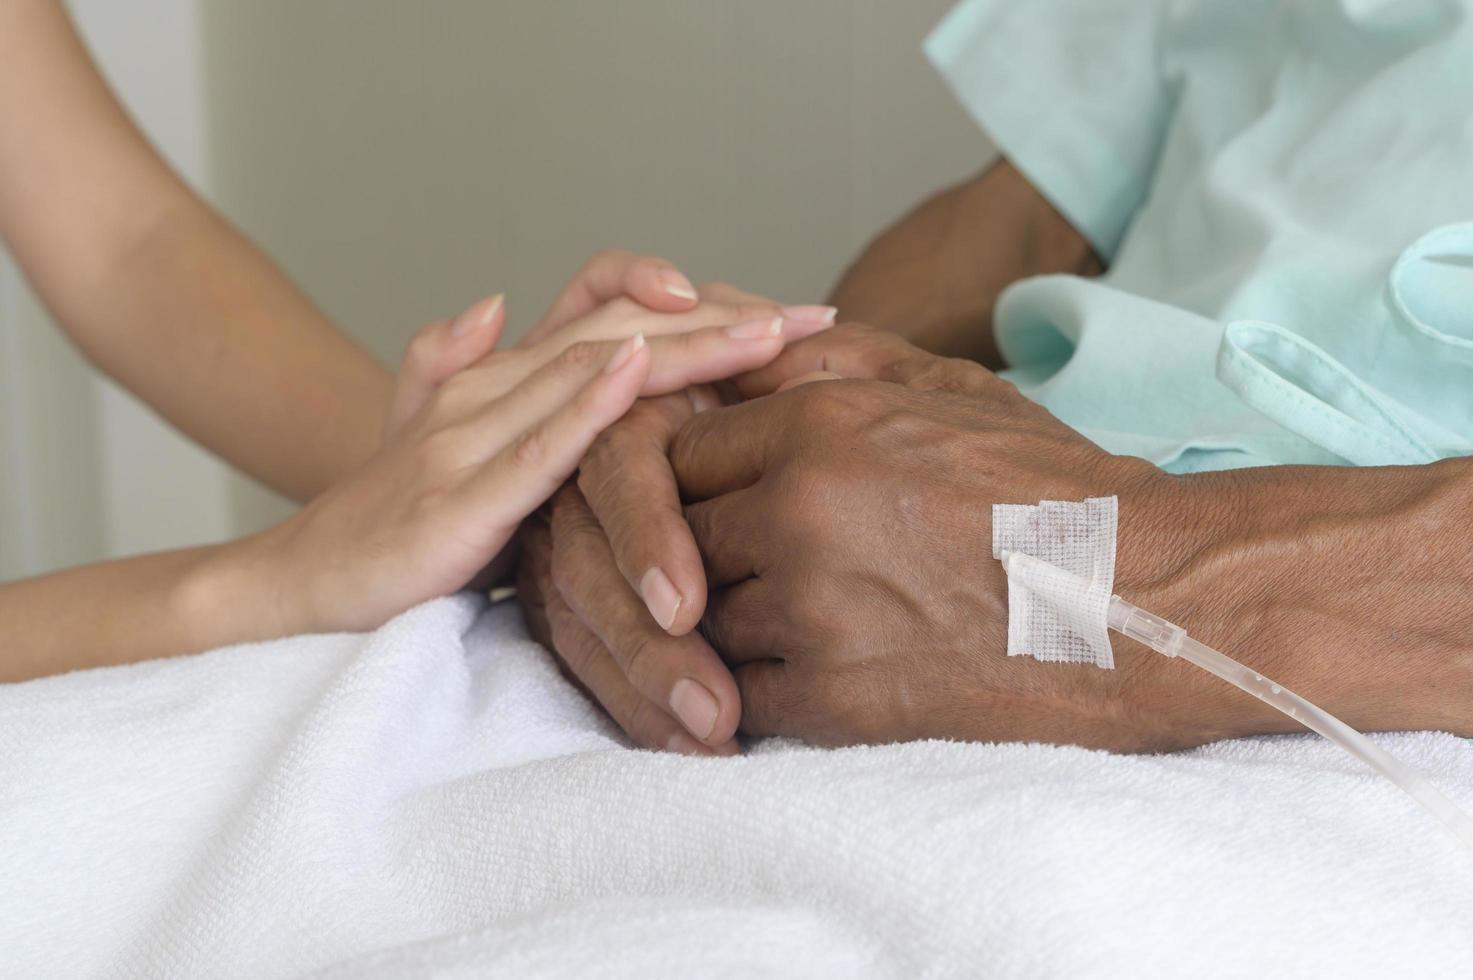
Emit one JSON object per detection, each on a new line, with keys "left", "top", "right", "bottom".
{"left": 685, "top": 386, "right": 722, "bottom": 414}
{"left": 660, "top": 269, "right": 698, "bottom": 302}
{"left": 669, "top": 679, "right": 720, "bottom": 741}
{"left": 665, "top": 732, "right": 711, "bottom": 756}
{"left": 781, "top": 304, "right": 838, "bottom": 326}
{"left": 603, "top": 332, "right": 645, "bottom": 374}
{"left": 639, "top": 566, "right": 682, "bottom": 630}
{"left": 724, "top": 316, "right": 783, "bottom": 340}
{"left": 452, "top": 293, "right": 503, "bottom": 337}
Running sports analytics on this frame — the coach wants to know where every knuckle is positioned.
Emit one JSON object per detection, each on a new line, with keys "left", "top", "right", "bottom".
{"left": 556, "top": 339, "right": 606, "bottom": 373}
{"left": 548, "top": 605, "right": 598, "bottom": 675}
{"left": 617, "top": 629, "right": 665, "bottom": 693}
{"left": 549, "top": 548, "right": 597, "bottom": 614}
{"left": 426, "top": 372, "right": 474, "bottom": 418}
{"left": 703, "top": 598, "right": 755, "bottom": 653}
{"left": 736, "top": 670, "right": 790, "bottom": 735}
{"left": 576, "top": 439, "right": 628, "bottom": 506}
{"left": 548, "top": 549, "right": 578, "bottom": 603}
{"left": 412, "top": 426, "right": 468, "bottom": 474}
{"left": 510, "top": 426, "right": 547, "bottom": 469}
{"left": 826, "top": 321, "right": 877, "bottom": 349}
{"left": 792, "top": 381, "right": 855, "bottom": 431}
{"left": 904, "top": 354, "right": 987, "bottom": 393}
{"left": 871, "top": 405, "right": 933, "bottom": 448}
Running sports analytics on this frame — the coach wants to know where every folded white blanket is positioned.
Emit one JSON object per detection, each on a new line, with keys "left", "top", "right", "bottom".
{"left": 3, "top": 596, "right": 1471, "bottom": 978}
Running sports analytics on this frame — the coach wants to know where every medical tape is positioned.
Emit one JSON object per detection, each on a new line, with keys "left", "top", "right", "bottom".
{"left": 991, "top": 496, "right": 1118, "bottom": 669}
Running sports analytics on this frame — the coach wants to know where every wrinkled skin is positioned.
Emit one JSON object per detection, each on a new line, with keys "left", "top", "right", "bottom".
{"left": 667, "top": 333, "right": 1176, "bottom": 749}
{"left": 520, "top": 325, "right": 1211, "bottom": 752}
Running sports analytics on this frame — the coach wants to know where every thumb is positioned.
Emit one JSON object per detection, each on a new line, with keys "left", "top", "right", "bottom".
{"left": 386, "top": 293, "right": 505, "bottom": 436}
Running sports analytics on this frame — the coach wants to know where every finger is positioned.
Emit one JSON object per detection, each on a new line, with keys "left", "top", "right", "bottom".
{"left": 668, "top": 393, "right": 794, "bottom": 501}
{"left": 533, "top": 297, "right": 790, "bottom": 351}
{"left": 530, "top": 494, "right": 722, "bottom": 754}
{"left": 515, "top": 509, "right": 557, "bottom": 649}
{"left": 465, "top": 322, "right": 783, "bottom": 458}
{"left": 579, "top": 392, "right": 708, "bottom": 636}
{"left": 696, "top": 281, "right": 839, "bottom": 338}
{"left": 732, "top": 660, "right": 797, "bottom": 739}
{"left": 545, "top": 572, "right": 735, "bottom": 756}
{"left": 460, "top": 334, "right": 651, "bottom": 524}
{"left": 551, "top": 484, "right": 742, "bottom": 746}
{"left": 522, "top": 295, "right": 833, "bottom": 382}
{"left": 729, "top": 322, "right": 999, "bottom": 399}
{"left": 388, "top": 294, "right": 505, "bottom": 432}
{"left": 640, "top": 318, "right": 788, "bottom": 394}
{"left": 701, "top": 579, "right": 787, "bottom": 665}
{"left": 684, "top": 487, "right": 767, "bottom": 588}
{"left": 695, "top": 281, "right": 778, "bottom": 306}
{"left": 525, "top": 250, "right": 699, "bottom": 346}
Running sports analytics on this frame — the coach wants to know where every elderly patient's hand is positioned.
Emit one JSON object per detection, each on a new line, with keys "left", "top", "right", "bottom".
{"left": 579, "top": 325, "right": 1206, "bottom": 751}
{"left": 514, "top": 286, "right": 838, "bottom": 755}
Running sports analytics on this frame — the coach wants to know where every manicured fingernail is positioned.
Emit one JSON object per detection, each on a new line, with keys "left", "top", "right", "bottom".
{"left": 452, "top": 293, "right": 503, "bottom": 337}
{"left": 639, "top": 566, "right": 682, "bottom": 630}
{"left": 781, "top": 304, "right": 838, "bottom": 325}
{"left": 603, "top": 332, "right": 645, "bottom": 374}
{"left": 660, "top": 269, "right": 698, "bottom": 302}
{"left": 665, "top": 733, "right": 710, "bottom": 756}
{"left": 669, "top": 678, "right": 720, "bottom": 740}
{"left": 724, "top": 316, "right": 783, "bottom": 340}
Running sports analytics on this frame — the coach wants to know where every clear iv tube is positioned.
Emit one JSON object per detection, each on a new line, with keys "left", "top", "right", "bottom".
{"left": 1108, "top": 595, "right": 1473, "bottom": 852}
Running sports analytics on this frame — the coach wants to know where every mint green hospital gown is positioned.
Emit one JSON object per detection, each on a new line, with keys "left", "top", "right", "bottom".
{"left": 926, "top": 0, "right": 1473, "bottom": 472}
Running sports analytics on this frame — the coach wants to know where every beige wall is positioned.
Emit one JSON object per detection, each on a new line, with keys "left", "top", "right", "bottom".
{"left": 201, "top": 0, "right": 993, "bottom": 534}
{"left": 2, "top": 0, "right": 232, "bottom": 580}
{"left": 3, "top": 1, "right": 992, "bottom": 575}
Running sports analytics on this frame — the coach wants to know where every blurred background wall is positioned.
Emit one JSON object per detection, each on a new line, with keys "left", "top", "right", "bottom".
{"left": 0, "top": 0, "right": 992, "bottom": 579}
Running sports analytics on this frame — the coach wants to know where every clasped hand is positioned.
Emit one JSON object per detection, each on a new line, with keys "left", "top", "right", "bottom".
{"left": 521, "top": 325, "right": 1198, "bottom": 755}
{"left": 238, "top": 253, "right": 835, "bottom": 642}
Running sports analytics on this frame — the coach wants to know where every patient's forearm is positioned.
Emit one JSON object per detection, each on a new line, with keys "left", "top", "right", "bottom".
{"left": 0, "top": 532, "right": 295, "bottom": 684}
{"left": 1121, "top": 458, "right": 1473, "bottom": 744}
{"left": 827, "top": 159, "right": 1100, "bottom": 369}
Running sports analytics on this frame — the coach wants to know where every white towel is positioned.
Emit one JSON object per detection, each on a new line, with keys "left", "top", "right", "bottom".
{"left": 2, "top": 596, "right": 1471, "bottom": 978}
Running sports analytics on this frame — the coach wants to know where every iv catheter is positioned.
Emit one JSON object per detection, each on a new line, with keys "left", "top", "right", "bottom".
{"left": 999, "top": 550, "right": 1473, "bottom": 852}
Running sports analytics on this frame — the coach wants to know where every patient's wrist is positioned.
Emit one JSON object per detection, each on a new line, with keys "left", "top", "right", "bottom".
{"left": 1118, "top": 460, "right": 1473, "bottom": 743}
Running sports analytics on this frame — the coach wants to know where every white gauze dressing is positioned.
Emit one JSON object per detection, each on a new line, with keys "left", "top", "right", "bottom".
{"left": 988, "top": 495, "right": 1473, "bottom": 850}
{"left": 991, "top": 496, "right": 1118, "bottom": 669}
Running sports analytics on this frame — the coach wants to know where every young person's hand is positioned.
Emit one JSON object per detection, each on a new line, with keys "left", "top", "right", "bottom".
{"left": 246, "top": 291, "right": 808, "bottom": 636}
{"left": 385, "top": 254, "right": 835, "bottom": 438}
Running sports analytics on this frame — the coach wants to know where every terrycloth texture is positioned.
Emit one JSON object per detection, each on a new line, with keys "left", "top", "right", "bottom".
{"left": 3, "top": 596, "right": 1472, "bottom": 978}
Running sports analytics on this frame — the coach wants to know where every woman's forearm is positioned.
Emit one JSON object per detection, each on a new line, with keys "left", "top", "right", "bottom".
{"left": 0, "top": 0, "right": 390, "bottom": 501}
{"left": 72, "top": 203, "right": 393, "bottom": 500}
{"left": 1124, "top": 457, "right": 1473, "bottom": 743}
{"left": 0, "top": 531, "right": 293, "bottom": 684}
{"left": 827, "top": 158, "right": 1101, "bottom": 369}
